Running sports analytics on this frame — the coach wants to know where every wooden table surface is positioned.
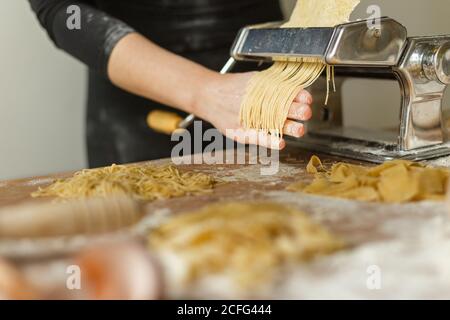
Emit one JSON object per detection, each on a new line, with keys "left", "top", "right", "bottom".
{"left": 1, "top": 147, "right": 449, "bottom": 298}
{"left": 0, "top": 147, "right": 446, "bottom": 246}
{"left": 0, "top": 149, "right": 364, "bottom": 246}
{"left": 0, "top": 147, "right": 323, "bottom": 208}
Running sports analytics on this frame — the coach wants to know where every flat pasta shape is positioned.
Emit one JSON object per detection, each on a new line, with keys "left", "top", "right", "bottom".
{"left": 149, "top": 202, "right": 343, "bottom": 287}
{"left": 288, "top": 156, "right": 450, "bottom": 203}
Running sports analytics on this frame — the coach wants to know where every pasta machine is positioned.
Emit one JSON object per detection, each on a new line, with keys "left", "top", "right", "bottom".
{"left": 180, "top": 17, "right": 450, "bottom": 162}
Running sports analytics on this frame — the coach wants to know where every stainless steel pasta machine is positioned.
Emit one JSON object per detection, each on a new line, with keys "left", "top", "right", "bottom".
{"left": 180, "top": 17, "right": 450, "bottom": 162}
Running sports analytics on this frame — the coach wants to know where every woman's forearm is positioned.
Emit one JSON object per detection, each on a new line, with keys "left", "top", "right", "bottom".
{"left": 30, "top": 0, "right": 313, "bottom": 149}
{"left": 107, "top": 33, "right": 219, "bottom": 115}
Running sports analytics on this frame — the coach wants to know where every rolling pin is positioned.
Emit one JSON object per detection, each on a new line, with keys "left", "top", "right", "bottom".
{"left": 147, "top": 57, "right": 236, "bottom": 135}
{"left": 0, "top": 197, "right": 145, "bottom": 239}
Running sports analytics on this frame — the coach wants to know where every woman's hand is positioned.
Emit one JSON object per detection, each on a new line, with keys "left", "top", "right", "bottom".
{"left": 193, "top": 72, "right": 313, "bottom": 150}
{"left": 107, "top": 33, "right": 312, "bottom": 150}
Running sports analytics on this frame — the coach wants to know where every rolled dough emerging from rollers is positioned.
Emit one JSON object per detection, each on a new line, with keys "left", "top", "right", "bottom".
{"left": 288, "top": 156, "right": 450, "bottom": 203}
{"left": 240, "top": 0, "right": 360, "bottom": 136}
{"left": 284, "top": 0, "right": 361, "bottom": 28}
{"left": 149, "top": 202, "right": 343, "bottom": 287}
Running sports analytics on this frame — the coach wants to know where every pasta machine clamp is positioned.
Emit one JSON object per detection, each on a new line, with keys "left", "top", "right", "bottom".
{"left": 179, "top": 17, "right": 450, "bottom": 163}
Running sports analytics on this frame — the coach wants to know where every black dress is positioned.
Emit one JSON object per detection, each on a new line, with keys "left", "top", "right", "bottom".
{"left": 29, "top": 0, "right": 283, "bottom": 167}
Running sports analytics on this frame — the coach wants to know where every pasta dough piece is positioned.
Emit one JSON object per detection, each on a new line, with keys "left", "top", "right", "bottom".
{"left": 240, "top": 0, "right": 360, "bottom": 136}
{"left": 377, "top": 164, "right": 420, "bottom": 203}
{"left": 288, "top": 156, "right": 450, "bottom": 203}
{"left": 31, "top": 164, "right": 216, "bottom": 201}
{"left": 284, "top": 0, "right": 361, "bottom": 28}
{"left": 149, "top": 202, "right": 343, "bottom": 287}
{"left": 306, "top": 155, "right": 326, "bottom": 173}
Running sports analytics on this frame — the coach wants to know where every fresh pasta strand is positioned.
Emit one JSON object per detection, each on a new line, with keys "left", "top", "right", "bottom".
{"left": 31, "top": 164, "right": 216, "bottom": 201}
{"left": 239, "top": 0, "right": 360, "bottom": 137}
{"left": 240, "top": 60, "right": 326, "bottom": 136}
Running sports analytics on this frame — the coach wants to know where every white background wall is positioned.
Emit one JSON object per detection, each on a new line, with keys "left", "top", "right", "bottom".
{"left": 0, "top": 1, "right": 86, "bottom": 179}
{"left": 0, "top": 0, "right": 449, "bottom": 180}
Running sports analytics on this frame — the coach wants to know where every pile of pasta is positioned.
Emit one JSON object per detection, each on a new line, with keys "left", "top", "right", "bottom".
{"left": 32, "top": 164, "right": 216, "bottom": 201}
{"left": 239, "top": 0, "right": 360, "bottom": 136}
{"left": 288, "top": 156, "right": 450, "bottom": 203}
{"left": 149, "top": 202, "right": 343, "bottom": 287}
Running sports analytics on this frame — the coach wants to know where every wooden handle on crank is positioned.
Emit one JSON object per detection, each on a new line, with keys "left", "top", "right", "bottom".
{"left": 147, "top": 110, "right": 183, "bottom": 135}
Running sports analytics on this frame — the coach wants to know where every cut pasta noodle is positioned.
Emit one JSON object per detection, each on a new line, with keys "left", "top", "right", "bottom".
{"left": 149, "top": 202, "right": 344, "bottom": 287}
{"left": 240, "top": 0, "right": 360, "bottom": 136}
{"left": 32, "top": 164, "right": 216, "bottom": 201}
{"left": 288, "top": 156, "right": 450, "bottom": 203}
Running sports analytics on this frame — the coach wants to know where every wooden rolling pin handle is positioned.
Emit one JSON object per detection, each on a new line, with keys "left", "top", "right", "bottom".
{"left": 147, "top": 57, "right": 237, "bottom": 135}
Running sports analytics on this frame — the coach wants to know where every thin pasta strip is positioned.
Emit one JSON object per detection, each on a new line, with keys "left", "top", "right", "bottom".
{"left": 31, "top": 164, "right": 216, "bottom": 201}
{"left": 239, "top": 0, "right": 360, "bottom": 137}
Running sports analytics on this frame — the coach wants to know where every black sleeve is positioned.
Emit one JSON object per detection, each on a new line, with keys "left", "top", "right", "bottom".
{"left": 28, "top": 0, "right": 135, "bottom": 75}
